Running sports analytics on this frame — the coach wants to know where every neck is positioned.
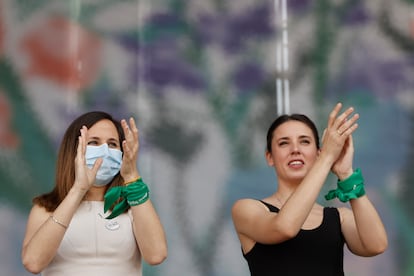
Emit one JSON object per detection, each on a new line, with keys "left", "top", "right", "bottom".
{"left": 273, "top": 192, "right": 288, "bottom": 206}
{"left": 273, "top": 184, "right": 296, "bottom": 205}
{"left": 84, "top": 186, "right": 106, "bottom": 201}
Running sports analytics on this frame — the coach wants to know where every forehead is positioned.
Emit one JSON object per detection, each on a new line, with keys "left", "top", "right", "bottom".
{"left": 273, "top": 120, "right": 314, "bottom": 139}
{"left": 87, "top": 119, "right": 119, "bottom": 139}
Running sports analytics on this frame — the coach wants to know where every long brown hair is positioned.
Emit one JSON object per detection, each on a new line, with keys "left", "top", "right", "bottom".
{"left": 33, "top": 111, "right": 125, "bottom": 212}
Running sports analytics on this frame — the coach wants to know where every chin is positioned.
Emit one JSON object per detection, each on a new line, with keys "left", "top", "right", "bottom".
{"left": 289, "top": 173, "right": 307, "bottom": 183}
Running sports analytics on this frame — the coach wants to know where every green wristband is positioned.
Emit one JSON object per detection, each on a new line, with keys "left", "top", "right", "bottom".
{"left": 104, "top": 178, "right": 150, "bottom": 219}
{"left": 324, "top": 168, "right": 366, "bottom": 203}
{"left": 126, "top": 180, "right": 150, "bottom": 206}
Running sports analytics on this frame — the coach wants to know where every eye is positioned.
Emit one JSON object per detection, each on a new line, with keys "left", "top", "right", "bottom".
{"left": 278, "top": 141, "right": 288, "bottom": 147}
{"left": 87, "top": 140, "right": 98, "bottom": 146}
{"left": 108, "top": 142, "right": 119, "bottom": 148}
{"left": 300, "top": 139, "right": 311, "bottom": 145}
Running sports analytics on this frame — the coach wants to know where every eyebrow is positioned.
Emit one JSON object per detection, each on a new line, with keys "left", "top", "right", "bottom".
{"left": 107, "top": 138, "right": 120, "bottom": 144}
{"left": 276, "top": 135, "right": 312, "bottom": 141}
{"left": 298, "top": 135, "right": 312, "bottom": 139}
{"left": 89, "top": 137, "right": 120, "bottom": 143}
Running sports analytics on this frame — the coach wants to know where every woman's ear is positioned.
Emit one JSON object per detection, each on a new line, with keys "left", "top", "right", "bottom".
{"left": 265, "top": 150, "right": 274, "bottom": 167}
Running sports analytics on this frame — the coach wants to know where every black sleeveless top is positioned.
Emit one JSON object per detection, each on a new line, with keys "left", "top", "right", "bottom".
{"left": 243, "top": 201, "right": 345, "bottom": 276}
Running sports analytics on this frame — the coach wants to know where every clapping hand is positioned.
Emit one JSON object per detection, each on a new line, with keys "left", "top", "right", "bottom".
{"left": 320, "top": 103, "right": 359, "bottom": 167}
{"left": 120, "top": 118, "right": 140, "bottom": 183}
{"left": 74, "top": 126, "right": 102, "bottom": 192}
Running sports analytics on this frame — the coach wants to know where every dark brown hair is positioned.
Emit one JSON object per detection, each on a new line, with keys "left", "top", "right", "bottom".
{"left": 33, "top": 111, "right": 125, "bottom": 212}
{"left": 266, "top": 114, "right": 320, "bottom": 152}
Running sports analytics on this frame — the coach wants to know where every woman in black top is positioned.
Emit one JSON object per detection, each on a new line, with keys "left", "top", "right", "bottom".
{"left": 231, "top": 103, "right": 387, "bottom": 275}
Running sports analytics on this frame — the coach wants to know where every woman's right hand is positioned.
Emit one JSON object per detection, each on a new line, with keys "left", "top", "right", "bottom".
{"left": 73, "top": 126, "right": 102, "bottom": 192}
{"left": 320, "top": 103, "right": 359, "bottom": 164}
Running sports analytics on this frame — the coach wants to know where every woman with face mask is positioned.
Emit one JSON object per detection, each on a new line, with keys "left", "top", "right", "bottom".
{"left": 231, "top": 103, "right": 388, "bottom": 275}
{"left": 21, "top": 111, "right": 167, "bottom": 275}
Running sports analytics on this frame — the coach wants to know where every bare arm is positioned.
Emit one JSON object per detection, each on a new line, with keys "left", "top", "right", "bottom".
{"left": 331, "top": 129, "right": 388, "bottom": 256}
{"left": 120, "top": 118, "right": 167, "bottom": 265}
{"left": 21, "top": 187, "right": 86, "bottom": 274}
{"left": 130, "top": 200, "right": 167, "bottom": 265}
{"left": 339, "top": 197, "right": 388, "bottom": 256}
{"left": 232, "top": 103, "right": 359, "bottom": 247}
{"left": 232, "top": 151, "right": 335, "bottom": 248}
{"left": 21, "top": 126, "right": 101, "bottom": 274}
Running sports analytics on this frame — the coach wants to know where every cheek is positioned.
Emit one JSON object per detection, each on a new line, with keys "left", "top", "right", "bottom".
{"left": 304, "top": 148, "right": 318, "bottom": 162}
{"left": 266, "top": 149, "right": 287, "bottom": 166}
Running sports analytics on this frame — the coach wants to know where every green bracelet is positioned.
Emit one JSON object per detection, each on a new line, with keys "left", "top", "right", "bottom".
{"left": 324, "top": 168, "right": 366, "bottom": 203}
{"left": 103, "top": 178, "right": 150, "bottom": 219}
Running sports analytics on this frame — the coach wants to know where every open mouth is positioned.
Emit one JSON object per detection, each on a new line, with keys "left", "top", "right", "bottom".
{"left": 288, "top": 160, "right": 304, "bottom": 167}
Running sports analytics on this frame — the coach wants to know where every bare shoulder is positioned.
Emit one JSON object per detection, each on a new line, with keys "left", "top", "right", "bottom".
{"left": 231, "top": 198, "right": 269, "bottom": 223}
{"left": 232, "top": 198, "right": 267, "bottom": 212}
{"left": 26, "top": 204, "right": 51, "bottom": 230}
{"left": 232, "top": 198, "right": 281, "bottom": 250}
{"left": 29, "top": 204, "right": 50, "bottom": 217}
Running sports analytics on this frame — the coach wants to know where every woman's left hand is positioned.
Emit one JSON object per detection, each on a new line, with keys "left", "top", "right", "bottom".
{"left": 332, "top": 134, "right": 354, "bottom": 180}
{"left": 120, "top": 117, "right": 140, "bottom": 183}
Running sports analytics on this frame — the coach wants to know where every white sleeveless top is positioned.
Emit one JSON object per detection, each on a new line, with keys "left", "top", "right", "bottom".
{"left": 42, "top": 201, "right": 142, "bottom": 276}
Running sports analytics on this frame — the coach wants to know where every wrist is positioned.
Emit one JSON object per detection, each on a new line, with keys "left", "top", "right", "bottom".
{"left": 336, "top": 169, "right": 354, "bottom": 181}
{"left": 67, "top": 185, "right": 89, "bottom": 204}
{"left": 325, "top": 168, "right": 366, "bottom": 203}
{"left": 104, "top": 178, "right": 149, "bottom": 219}
{"left": 69, "top": 184, "right": 88, "bottom": 197}
{"left": 317, "top": 152, "right": 338, "bottom": 171}
{"left": 124, "top": 177, "right": 141, "bottom": 186}
{"left": 123, "top": 174, "right": 141, "bottom": 184}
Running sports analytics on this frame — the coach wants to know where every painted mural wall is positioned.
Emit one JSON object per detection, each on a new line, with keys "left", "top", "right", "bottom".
{"left": 0, "top": 0, "right": 413, "bottom": 275}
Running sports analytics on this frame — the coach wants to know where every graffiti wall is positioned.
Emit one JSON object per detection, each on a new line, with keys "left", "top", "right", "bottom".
{"left": 0, "top": 0, "right": 412, "bottom": 275}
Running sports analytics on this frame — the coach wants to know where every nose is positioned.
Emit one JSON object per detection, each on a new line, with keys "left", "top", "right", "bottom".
{"left": 290, "top": 141, "right": 300, "bottom": 154}
{"left": 101, "top": 143, "right": 110, "bottom": 155}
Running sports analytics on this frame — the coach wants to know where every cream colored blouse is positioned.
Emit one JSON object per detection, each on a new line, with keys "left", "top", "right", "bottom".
{"left": 42, "top": 201, "right": 142, "bottom": 276}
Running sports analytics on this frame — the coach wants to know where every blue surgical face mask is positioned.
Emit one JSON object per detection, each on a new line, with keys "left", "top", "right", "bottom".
{"left": 85, "top": 143, "right": 123, "bottom": 186}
